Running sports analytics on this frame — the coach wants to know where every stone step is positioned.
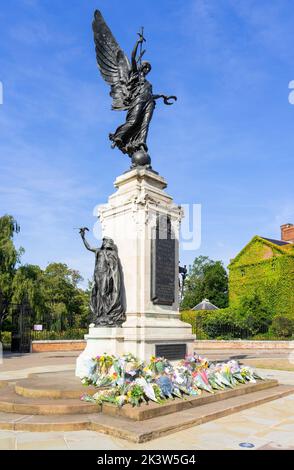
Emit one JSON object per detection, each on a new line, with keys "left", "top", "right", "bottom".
{"left": 0, "top": 384, "right": 292, "bottom": 440}
{"left": 102, "top": 379, "right": 279, "bottom": 421}
{"left": 0, "top": 384, "right": 100, "bottom": 415}
{"left": 90, "top": 384, "right": 294, "bottom": 442}
{"left": 0, "top": 412, "right": 91, "bottom": 432}
{"left": 14, "top": 371, "right": 96, "bottom": 399}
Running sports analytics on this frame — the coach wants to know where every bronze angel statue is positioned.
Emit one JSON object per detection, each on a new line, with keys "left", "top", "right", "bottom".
{"left": 92, "top": 10, "right": 176, "bottom": 168}
{"left": 79, "top": 228, "right": 126, "bottom": 327}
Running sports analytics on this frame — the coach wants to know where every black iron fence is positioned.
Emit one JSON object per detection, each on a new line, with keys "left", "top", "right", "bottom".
{"left": 31, "top": 328, "right": 87, "bottom": 341}
{"left": 193, "top": 317, "right": 289, "bottom": 341}
{"left": 195, "top": 323, "right": 270, "bottom": 340}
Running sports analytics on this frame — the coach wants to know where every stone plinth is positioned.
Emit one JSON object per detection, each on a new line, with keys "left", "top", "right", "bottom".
{"left": 76, "top": 327, "right": 124, "bottom": 378}
{"left": 103, "top": 168, "right": 195, "bottom": 359}
{"left": 76, "top": 168, "right": 194, "bottom": 372}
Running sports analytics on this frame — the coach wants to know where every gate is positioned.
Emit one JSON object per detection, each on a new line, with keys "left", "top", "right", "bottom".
{"left": 11, "top": 299, "right": 32, "bottom": 353}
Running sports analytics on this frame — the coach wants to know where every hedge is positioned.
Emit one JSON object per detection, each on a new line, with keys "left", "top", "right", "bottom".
{"left": 271, "top": 315, "right": 294, "bottom": 338}
{"left": 31, "top": 328, "right": 87, "bottom": 340}
{"left": 181, "top": 310, "right": 213, "bottom": 338}
{"left": 180, "top": 309, "right": 294, "bottom": 340}
{"left": 0, "top": 329, "right": 87, "bottom": 345}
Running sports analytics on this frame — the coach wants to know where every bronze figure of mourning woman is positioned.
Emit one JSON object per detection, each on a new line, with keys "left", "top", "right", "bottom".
{"left": 79, "top": 228, "right": 126, "bottom": 327}
{"left": 92, "top": 9, "right": 176, "bottom": 168}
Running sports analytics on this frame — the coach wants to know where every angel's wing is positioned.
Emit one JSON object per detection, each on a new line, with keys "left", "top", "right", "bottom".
{"left": 92, "top": 10, "right": 131, "bottom": 110}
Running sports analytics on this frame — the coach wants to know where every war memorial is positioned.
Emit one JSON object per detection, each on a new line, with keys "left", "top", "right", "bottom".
{"left": 0, "top": 8, "right": 293, "bottom": 450}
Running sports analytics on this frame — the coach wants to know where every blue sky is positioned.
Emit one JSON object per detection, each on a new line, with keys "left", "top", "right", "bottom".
{"left": 0, "top": 0, "right": 293, "bottom": 284}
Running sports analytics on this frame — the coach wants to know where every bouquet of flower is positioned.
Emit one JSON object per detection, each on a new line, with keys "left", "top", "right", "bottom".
{"left": 181, "top": 354, "right": 209, "bottom": 372}
{"left": 192, "top": 370, "right": 214, "bottom": 393}
{"left": 80, "top": 352, "right": 263, "bottom": 408}
{"left": 96, "top": 354, "right": 114, "bottom": 374}
{"left": 148, "top": 356, "right": 171, "bottom": 375}
{"left": 126, "top": 383, "right": 146, "bottom": 407}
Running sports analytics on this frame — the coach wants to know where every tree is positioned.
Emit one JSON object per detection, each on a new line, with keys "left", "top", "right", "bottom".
{"left": 43, "top": 263, "right": 86, "bottom": 330}
{"left": 0, "top": 215, "right": 90, "bottom": 336}
{"left": 0, "top": 215, "right": 23, "bottom": 337}
{"left": 202, "top": 261, "right": 229, "bottom": 308}
{"left": 181, "top": 256, "right": 228, "bottom": 310}
{"left": 11, "top": 264, "right": 47, "bottom": 325}
{"left": 10, "top": 262, "right": 90, "bottom": 331}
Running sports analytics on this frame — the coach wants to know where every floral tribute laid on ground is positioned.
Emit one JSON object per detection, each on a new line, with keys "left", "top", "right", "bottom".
{"left": 80, "top": 353, "right": 263, "bottom": 408}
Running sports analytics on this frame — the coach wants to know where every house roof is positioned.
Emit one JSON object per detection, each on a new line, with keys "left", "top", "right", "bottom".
{"left": 261, "top": 237, "right": 289, "bottom": 246}
{"left": 229, "top": 235, "right": 294, "bottom": 268}
{"left": 192, "top": 298, "right": 219, "bottom": 311}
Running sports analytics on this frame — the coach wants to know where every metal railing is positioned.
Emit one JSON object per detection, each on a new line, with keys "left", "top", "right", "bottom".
{"left": 31, "top": 329, "right": 87, "bottom": 341}
{"left": 194, "top": 319, "right": 289, "bottom": 341}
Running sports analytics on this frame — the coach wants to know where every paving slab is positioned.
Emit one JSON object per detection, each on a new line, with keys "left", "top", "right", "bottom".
{"left": 14, "top": 414, "right": 92, "bottom": 432}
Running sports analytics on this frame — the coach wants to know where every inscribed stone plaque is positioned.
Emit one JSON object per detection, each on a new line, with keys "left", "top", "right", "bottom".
{"left": 155, "top": 344, "right": 186, "bottom": 360}
{"left": 151, "top": 214, "right": 176, "bottom": 305}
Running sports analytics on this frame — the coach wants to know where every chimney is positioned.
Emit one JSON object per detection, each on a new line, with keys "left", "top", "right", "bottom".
{"left": 280, "top": 223, "right": 294, "bottom": 243}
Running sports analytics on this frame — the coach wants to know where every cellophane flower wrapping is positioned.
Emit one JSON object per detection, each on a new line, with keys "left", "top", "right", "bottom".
{"left": 80, "top": 352, "right": 263, "bottom": 407}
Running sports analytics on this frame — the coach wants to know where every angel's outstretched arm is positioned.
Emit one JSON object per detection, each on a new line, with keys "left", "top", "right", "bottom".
{"left": 131, "top": 33, "right": 145, "bottom": 72}
{"left": 80, "top": 229, "right": 96, "bottom": 253}
{"left": 153, "top": 94, "right": 177, "bottom": 105}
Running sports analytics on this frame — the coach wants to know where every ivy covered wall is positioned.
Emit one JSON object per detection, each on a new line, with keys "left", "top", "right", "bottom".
{"left": 228, "top": 236, "right": 294, "bottom": 316}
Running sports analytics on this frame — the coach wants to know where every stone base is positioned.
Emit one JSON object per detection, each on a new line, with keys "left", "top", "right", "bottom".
{"left": 75, "top": 327, "right": 124, "bottom": 378}
{"left": 75, "top": 314, "right": 195, "bottom": 376}
{"left": 76, "top": 168, "right": 196, "bottom": 371}
{"left": 122, "top": 313, "right": 195, "bottom": 361}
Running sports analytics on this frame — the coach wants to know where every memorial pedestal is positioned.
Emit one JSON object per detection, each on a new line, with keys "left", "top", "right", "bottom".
{"left": 76, "top": 168, "right": 194, "bottom": 375}
{"left": 76, "top": 326, "right": 124, "bottom": 378}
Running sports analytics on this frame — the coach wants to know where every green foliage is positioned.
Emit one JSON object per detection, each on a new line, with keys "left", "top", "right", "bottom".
{"left": 32, "top": 328, "right": 87, "bottom": 340}
{"left": 10, "top": 262, "right": 90, "bottom": 331}
{"left": 229, "top": 237, "right": 294, "bottom": 316}
{"left": 0, "top": 215, "right": 23, "bottom": 337}
{"left": 202, "top": 295, "right": 272, "bottom": 339}
{"left": 43, "top": 263, "right": 88, "bottom": 330}
{"left": 0, "top": 331, "right": 11, "bottom": 345}
{"left": 181, "top": 308, "right": 293, "bottom": 340}
{"left": 234, "top": 293, "right": 273, "bottom": 336}
{"left": 202, "top": 261, "right": 229, "bottom": 308}
{"left": 180, "top": 310, "right": 214, "bottom": 339}
{"left": 0, "top": 214, "right": 90, "bottom": 337}
{"left": 201, "top": 308, "right": 241, "bottom": 339}
{"left": 11, "top": 264, "right": 47, "bottom": 324}
{"left": 181, "top": 310, "right": 198, "bottom": 335}
{"left": 271, "top": 315, "right": 294, "bottom": 338}
{"left": 181, "top": 291, "right": 281, "bottom": 340}
{"left": 181, "top": 256, "right": 228, "bottom": 310}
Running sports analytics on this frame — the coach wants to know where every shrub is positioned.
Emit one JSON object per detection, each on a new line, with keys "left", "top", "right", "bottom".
{"left": 271, "top": 315, "right": 294, "bottom": 338}
{"left": 180, "top": 310, "right": 196, "bottom": 333}
{"left": 181, "top": 306, "right": 292, "bottom": 340}
{"left": 32, "top": 328, "right": 87, "bottom": 341}
{"left": 201, "top": 308, "right": 244, "bottom": 339}
{"left": 0, "top": 331, "right": 11, "bottom": 345}
{"left": 180, "top": 310, "right": 212, "bottom": 338}
{"left": 233, "top": 293, "right": 272, "bottom": 337}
